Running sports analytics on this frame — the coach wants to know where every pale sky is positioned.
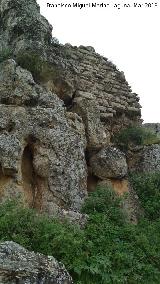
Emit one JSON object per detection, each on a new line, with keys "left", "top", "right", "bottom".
{"left": 37, "top": 0, "right": 160, "bottom": 123}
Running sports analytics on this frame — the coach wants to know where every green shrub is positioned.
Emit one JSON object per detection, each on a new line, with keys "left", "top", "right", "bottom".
{"left": 1, "top": 185, "right": 160, "bottom": 283}
{"left": 16, "top": 51, "right": 42, "bottom": 81}
{"left": 113, "top": 126, "right": 160, "bottom": 151}
{"left": 129, "top": 172, "right": 160, "bottom": 220}
{"left": 16, "top": 51, "right": 59, "bottom": 83}
{"left": 0, "top": 47, "right": 12, "bottom": 63}
{"left": 81, "top": 186, "right": 125, "bottom": 225}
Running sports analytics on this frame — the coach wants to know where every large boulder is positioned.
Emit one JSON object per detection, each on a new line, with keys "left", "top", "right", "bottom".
{"left": 0, "top": 241, "right": 73, "bottom": 284}
{"left": 90, "top": 146, "right": 128, "bottom": 179}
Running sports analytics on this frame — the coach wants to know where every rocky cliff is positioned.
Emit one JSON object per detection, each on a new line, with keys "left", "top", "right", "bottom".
{"left": 0, "top": 59, "right": 87, "bottom": 217}
{"left": 0, "top": 0, "right": 155, "bottom": 223}
{"left": 0, "top": 0, "right": 142, "bottom": 138}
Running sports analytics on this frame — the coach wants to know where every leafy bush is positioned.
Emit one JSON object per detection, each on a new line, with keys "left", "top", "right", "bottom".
{"left": 16, "top": 51, "right": 42, "bottom": 81}
{"left": 1, "top": 185, "right": 160, "bottom": 283}
{"left": 129, "top": 172, "right": 160, "bottom": 220}
{"left": 0, "top": 47, "right": 12, "bottom": 63}
{"left": 16, "top": 51, "right": 59, "bottom": 83}
{"left": 113, "top": 126, "right": 160, "bottom": 151}
{"left": 81, "top": 186, "right": 125, "bottom": 225}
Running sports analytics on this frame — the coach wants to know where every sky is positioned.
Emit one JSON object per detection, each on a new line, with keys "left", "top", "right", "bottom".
{"left": 37, "top": 0, "right": 160, "bottom": 123}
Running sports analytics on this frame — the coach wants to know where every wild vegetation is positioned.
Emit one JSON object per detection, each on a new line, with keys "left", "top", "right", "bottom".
{"left": 0, "top": 47, "right": 12, "bottom": 63}
{"left": 0, "top": 48, "right": 59, "bottom": 83}
{"left": 1, "top": 174, "right": 160, "bottom": 284}
{"left": 129, "top": 172, "right": 160, "bottom": 221}
{"left": 113, "top": 126, "right": 160, "bottom": 151}
{"left": 16, "top": 51, "right": 59, "bottom": 83}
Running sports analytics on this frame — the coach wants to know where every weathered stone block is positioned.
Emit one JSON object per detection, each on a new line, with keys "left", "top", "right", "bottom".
{"left": 0, "top": 241, "right": 73, "bottom": 284}
{"left": 90, "top": 146, "right": 128, "bottom": 179}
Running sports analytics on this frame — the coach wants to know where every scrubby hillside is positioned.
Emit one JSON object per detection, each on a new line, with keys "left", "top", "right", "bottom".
{"left": 1, "top": 175, "right": 160, "bottom": 283}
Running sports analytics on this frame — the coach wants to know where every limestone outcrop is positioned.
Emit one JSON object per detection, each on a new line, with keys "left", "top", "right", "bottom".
{"left": 0, "top": 0, "right": 52, "bottom": 54}
{"left": 0, "top": 59, "right": 87, "bottom": 214}
{"left": 0, "top": 0, "right": 142, "bottom": 148}
{"left": 1, "top": 1, "right": 160, "bottom": 282}
{"left": 0, "top": 241, "right": 73, "bottom": 284}
{"left": 0, "top": 0, "right": 157, "bottom": 224}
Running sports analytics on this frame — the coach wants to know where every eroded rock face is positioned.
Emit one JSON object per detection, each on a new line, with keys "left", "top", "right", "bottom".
{"left": 0, "top": 0, "right": 144, "bottom": 222}
{"left": 127, "top": 144, "right": 160, "bottom": 174}
{"left": 44, "top": 44, "right": 142, "bottom": 146}
{"left": 0, "top": 0, "right": 52, "bottom": 54}
{"left": 73, "top": 96, "right": 110, "bottom": 149}
{"left": 0, "top": 59, "right": 87, "bottom": 213}
{"left": 0, "top": 241, "right": 73, "bottom": 284}
{"left": 0, "top": 0, "right": 142, "bottom": 151}
{"left": 140, "top": 144, "right": 160, "bottom": 173}
{"left": 90, "top": 146, "right": 128, "bottom": 179}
